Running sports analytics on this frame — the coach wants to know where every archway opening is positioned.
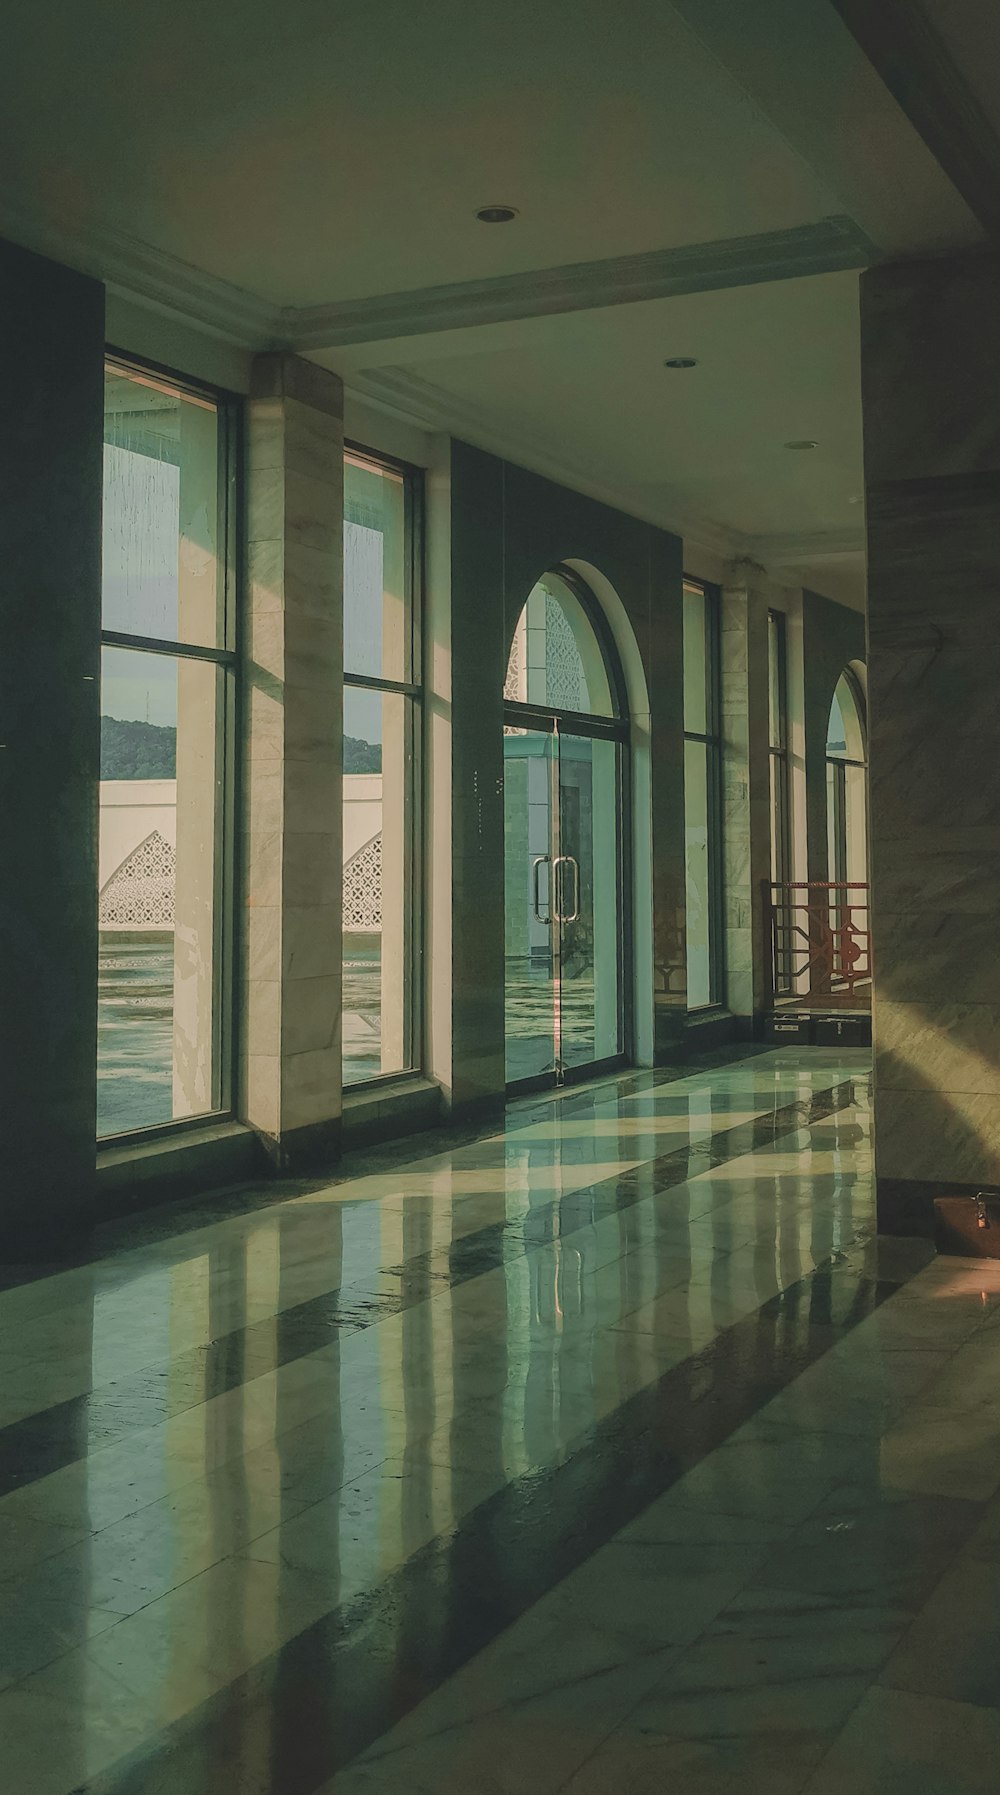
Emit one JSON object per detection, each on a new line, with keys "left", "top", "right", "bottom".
{"left": 503, "top": 569, "right": 629, "bottom": 1089}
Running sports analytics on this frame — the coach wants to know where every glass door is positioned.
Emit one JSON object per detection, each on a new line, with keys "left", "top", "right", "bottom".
{"left": 504, "top": 723, "right": 623, "bottom": 1087}
{"left": 556, "top": 732, "right": 622, "bottom": 1073}
{"left": 504, "top": 726, "right": 557, "bottom": 1084}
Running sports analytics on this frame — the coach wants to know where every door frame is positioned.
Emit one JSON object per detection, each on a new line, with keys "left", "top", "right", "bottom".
{"left": 503, "top": 705, "right": 632, "bottom": 1095}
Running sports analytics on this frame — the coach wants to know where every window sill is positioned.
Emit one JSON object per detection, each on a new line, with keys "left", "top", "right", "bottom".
{"left": 341, "top": 1075, "right": 445, "bottom": 1148}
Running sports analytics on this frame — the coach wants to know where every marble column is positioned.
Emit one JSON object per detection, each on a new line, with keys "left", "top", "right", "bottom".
{"left": 720, "top": 562, "right": 771, "bottom": 1023}
{"left": 0, "top": 237, "right": 104, "bottom": 1247}
{"left": 243, "top": 353, "right": 344, "bottom": 1169}
{"left": 862, "top": 251, "right": 1000, "bottom": 1232}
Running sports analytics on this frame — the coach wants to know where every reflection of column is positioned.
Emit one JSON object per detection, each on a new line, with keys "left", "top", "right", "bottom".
{"left": 862, "top": 252, "right": 1000, "bottom": 1231}
{"left": 173, "top": 398, "right": 218, "bottom": 1116}
{"left": 244, "top": 354, "right": 344, "bottom": 1168}
{"left": 721, "top": 564, "right": 770, "bottom": 1022}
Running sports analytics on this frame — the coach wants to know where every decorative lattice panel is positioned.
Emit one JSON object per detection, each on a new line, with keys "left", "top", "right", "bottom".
{"left": 503, "top": 622, "right": 522, "bottom": 702}
{"left": 343, "top": 832, "right": 383, "bottom": 930}
{"left": 544, "top": 591, "right": 586, "bottom": 710}
{"left": 99, "top": 830, "right": 175, "bottom": 926}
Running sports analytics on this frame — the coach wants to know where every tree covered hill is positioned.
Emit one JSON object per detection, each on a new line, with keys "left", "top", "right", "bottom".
{"left": 100, "top": 716, "right": 381, "bottom": 779}
{"left": 101, "top": 716, "right": 176, "bottom": 779}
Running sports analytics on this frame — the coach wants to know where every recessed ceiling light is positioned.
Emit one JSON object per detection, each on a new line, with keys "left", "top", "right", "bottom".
{"left": 476, "top": 204, "right": 519, "bottom": 224}
{"left": 664, "top": 356, "right": 697, "bottom": 369}
{"left": 785, "top": 439, "right": 818, "bottom": 450}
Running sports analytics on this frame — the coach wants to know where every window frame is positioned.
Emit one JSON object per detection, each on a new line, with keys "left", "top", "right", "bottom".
{"left": 767, "top": 607, "right": 792, "bottom": 887}
{"left": 98, "top": 349, "right": 242, "bottom": 1145}
{"left": 682, "top": 578, "right": 725, "bottom": 1010}
{"left": 342, "top": 439, "right": 425, "bottom": 1091}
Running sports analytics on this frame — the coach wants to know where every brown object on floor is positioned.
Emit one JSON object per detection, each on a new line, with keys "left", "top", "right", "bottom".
{"left": 934, "top": 1194, "right": 1000, "bottom": 1258}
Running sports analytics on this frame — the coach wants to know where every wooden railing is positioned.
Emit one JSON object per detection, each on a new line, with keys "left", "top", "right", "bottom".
{"left": 766, "top": 881, "right": 871, "bottom": 1009}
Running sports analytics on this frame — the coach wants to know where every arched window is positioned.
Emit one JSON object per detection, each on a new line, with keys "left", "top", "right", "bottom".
{"left": 826, "top": 670, "right": 868, "bottom": 885}
{"left": 504, "top": 571, "right": 619, "bottom": 720}
{"left": 502, "top": 568, "right": 628, "bottom": 1086}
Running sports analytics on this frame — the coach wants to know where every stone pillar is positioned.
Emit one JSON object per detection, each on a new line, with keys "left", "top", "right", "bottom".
{"left": 0, "top": 238, "right": 104, "bottom": 1247}
{"left": 720, "top": 563, "right": 771, "bottom": 1023}
{"left": 862, "top": 251, "right": 1000, "bottom": 1233}
{"left": 243, "top": 354, "right": 344, "bottom": 1169}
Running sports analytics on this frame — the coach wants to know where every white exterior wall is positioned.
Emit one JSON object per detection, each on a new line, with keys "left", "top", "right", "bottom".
{"left": 99, "top": 777, "right": 380, "bottom": 925}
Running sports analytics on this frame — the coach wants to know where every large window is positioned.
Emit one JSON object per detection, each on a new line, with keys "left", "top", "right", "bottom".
{"left": 98, "top": 360, "right": 236, "bottom": 1138}
{"left": 342, "top": 448, "right": 421, "bottom": 1086}
{"left": 767, "top": 608, "right": 791, "bottom": 885}
{"left": 683, "top": 580, "right": 723, "bottom": 1008}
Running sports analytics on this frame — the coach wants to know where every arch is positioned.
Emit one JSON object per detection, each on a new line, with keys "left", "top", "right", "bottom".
{"left": 342, "top": 832, "right": 383, "bottom": 931}
{"left": 503, "top": 568, "right": 623, "bottom": 720}
{"left": 99, "top": 830, "right": 175, "bottom": 927}
{"left": 503, "top": 560, "right": 654, "bottom": 1071}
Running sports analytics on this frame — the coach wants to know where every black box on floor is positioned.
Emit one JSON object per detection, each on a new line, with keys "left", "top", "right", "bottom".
{"left": 765, "top": 1013, "right": 814, "bottom": 1044}
{"left": 812, "top": 1014, "right": 871, "bottom": 1048}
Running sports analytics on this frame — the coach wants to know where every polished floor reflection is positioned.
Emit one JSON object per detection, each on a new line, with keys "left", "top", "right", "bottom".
{"left": 5, "top": 1047, "right": 1000, "bottom": 1792}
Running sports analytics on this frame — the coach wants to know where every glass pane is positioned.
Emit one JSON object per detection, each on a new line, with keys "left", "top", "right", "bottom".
{"left": 845, "top": 761, "right": 868, "bottom": 883}
{"left": 767, "top": 612, "right": 784, "bottom": 750}
{"left": 342, "top": 684, "right": 413, "bottom": 1085}
{"left": 505, "top": 572, "right": 614, "bottom": 717}
{"left": 344, "top": 454, "right": 408, "bottom": 682}
{"left": 770, "top": 751, "right": 786, "bottom": 885}
{"left": 558, "top": 734, "right": 621, "bottom": 1068}
{"left": 827, "top": 686, "right": 848, "bottom": 759}
{"left": 685, "top": 738, "right": 712, "bottom": 1009}
{"left": 98, "top": 647, "right": 222, "bottom": 1136}
{"left": 504, "top": 730, "right": 556, "bottom": 1082}
{"left": 103, "top": 365, "right": 221, "bottom": 648}
{"left": 683, "top": 584, "right": 707, "bottom": 735}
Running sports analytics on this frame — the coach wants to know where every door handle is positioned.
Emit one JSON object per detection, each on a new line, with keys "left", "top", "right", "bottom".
{"left": 532, "top": 855, "right": 551, "bottom": 924}
{"left": 553, "top": 855, "right": 580, "bottom": 922}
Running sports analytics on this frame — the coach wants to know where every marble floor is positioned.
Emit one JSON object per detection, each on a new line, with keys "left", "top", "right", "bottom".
{"left": 4, "top": 1046, "right": 1000, "bottom": 1792}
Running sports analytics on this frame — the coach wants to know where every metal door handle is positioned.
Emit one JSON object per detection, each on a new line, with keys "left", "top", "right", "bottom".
{"left": 553, "top": 855, "right": 580, "bottom": 922}
{"left": 532, "top": 855, "right": 551, "bottom": 924}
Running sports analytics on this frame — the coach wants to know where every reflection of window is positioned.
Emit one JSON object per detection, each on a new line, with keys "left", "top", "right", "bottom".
{"left": 342, "top": 447, "right": 421, "bottom": 1087}
{"left": 98, "top": 359, "right": 236, "bottom": 1140}
{"left": 826, "top": 671, "right": 868, "bottom": 885}
{"left": 683, "top": 581, "right": 724, "bottom": 1008}
{"left": 767, "top": 609, "right": 791, "bottom": 885}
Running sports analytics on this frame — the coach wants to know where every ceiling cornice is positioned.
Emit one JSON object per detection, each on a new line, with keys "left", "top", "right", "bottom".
{"left": 0, "top": 199, "right": 276, "bottom": 344}
{"left": 348, "top": 366, "right": 764, "bottom": 563}
{"left": 750, "top": 526, "right": 865, "bottom": 563}
{"left": 0, "top": 200, "right": 877, "bottom": 353}
{"left": 830, "top": 0, "right": 1000, "bottom": 240}
{"left": 287, "top": 216, "right": 877, "bottom": 349}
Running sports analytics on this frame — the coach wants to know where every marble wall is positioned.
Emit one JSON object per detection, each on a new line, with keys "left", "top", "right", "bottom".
{"left": 0, "top": 238, "right": 104, "bottom": 1247}
{"left": 862, "top": 251, "right": 1000, "bottom": 1231}
{"left": 243, "top": 354, "right": 345, "bottom": 1168}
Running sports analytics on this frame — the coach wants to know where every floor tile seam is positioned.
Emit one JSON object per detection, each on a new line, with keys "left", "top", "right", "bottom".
{"left": 0, "top": 1081, "right": 861, "bottom": 1468}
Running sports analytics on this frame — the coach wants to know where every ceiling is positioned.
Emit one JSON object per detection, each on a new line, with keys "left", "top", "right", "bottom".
{"left": 1, "top": 0, "right": 995, "bottom": 602}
